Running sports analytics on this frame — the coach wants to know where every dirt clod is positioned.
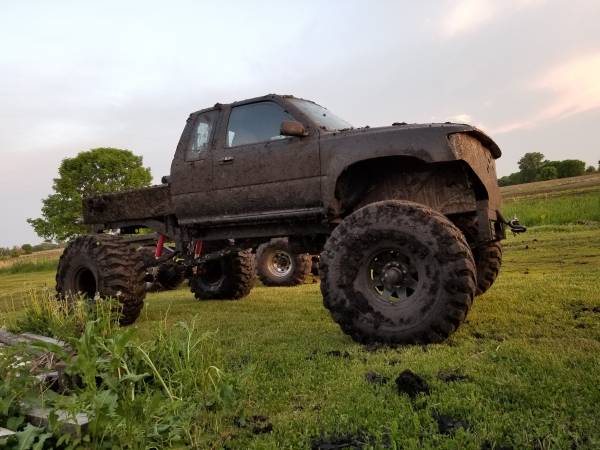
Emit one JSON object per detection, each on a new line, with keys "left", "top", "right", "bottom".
{"left": 395, "top": 370, "right": 429, "bottom": 399}
{"left": 234, "top": 415, "right": 273, "bottom": 434}
{"left": 573, "top": 306, "right": 600, "bottom": 319}
{"left": 363, "top": 342, "right": 386, "bottom": 352}
{"left": 437, "top": 370, "right": 470, "bottom": 383}
{"left": 365, "top": 371, "right": 389, "bottom": 385}
{"left": 325, "top": 350, "right": 351, "bottom": 359}
{"left": 434, "top": 413, "right": 469, "bottom": 435}
{"left": 311, "top": 433, "right": 366, "bottom": 450}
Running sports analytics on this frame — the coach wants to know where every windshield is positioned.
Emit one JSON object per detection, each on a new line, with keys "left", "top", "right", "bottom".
{"left": 289, "top": 99, "right": 353, "bottom": 131}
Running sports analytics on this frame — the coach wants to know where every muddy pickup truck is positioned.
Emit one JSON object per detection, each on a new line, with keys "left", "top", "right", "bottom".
{"left": 56, "top": 94, "right": 516, "bottom": 344}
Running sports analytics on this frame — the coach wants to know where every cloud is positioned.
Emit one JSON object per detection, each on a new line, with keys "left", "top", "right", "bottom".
{"left": 447, "top": 113, "right": 473, "bottom": 123}
{"left": 493, "top": 52, "right": 600, "bottom": 134}
{"left": 441, "top": 0, "right": 544, "bottom": 38}
{"left": 441, "top": 0, "right": 496, "bottom": 38}
{"left": 535, "top": 52, "right": 600, "bottom": 121}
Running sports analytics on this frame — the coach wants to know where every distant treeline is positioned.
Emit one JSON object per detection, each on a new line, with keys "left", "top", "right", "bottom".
{"left": 0, "top": 241, "right": 63, "bottom": 258}
{"left": 499, "top": 152, "right": 598, "bottom": 187}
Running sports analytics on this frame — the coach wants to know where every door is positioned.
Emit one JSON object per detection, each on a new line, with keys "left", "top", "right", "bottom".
{"left": 211, "top": 100, "right": 321, "bottom": 218}
{"left": 170, "top": 109, "right": 220, "bottom": 224}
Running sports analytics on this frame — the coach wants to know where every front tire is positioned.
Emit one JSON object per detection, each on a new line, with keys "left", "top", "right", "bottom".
{"left": 56, "top": 235, "right": 146, "bottom": 325}
{"left": 320, "top": 200, "right": 476, "bottom": 345}
{"left": 190, "top": 250, "right": 256, "bottom": 300}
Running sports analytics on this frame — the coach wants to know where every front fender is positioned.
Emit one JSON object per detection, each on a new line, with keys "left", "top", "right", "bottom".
{"left": 320, "top": 123, "right": 501, "bottom": 217}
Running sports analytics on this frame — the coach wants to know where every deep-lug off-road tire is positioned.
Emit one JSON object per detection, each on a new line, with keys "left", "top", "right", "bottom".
{"left": 471, "top": 242, "right": 502, "bottom": 295}
{"left": 453, "top": 216, "right": 503, "bottom": 295}
{"left": 155, "top": 261, "right": 186, "bottom": 290}
{"left": 320, "top": 200, "right": 477, "bottom": 345}
{"left": 56, "top": 235, "right": 146, "bottom": 325}
{"left": 190, "top": 250, "right": 256, "bottom": 300}
{"left": 256, "top": 239, "right": 311, "bottom": 286}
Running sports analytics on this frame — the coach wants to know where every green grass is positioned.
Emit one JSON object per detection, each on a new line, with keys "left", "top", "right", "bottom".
{"left": 501, "top": 173, "right": 600, "bottom": 227}
{"left": 0, "top": 258, "right": 58, "bottom": 275}
{"left": 1, "top": 176, "right": 599, "bottom": 448}
{"left": 1, "top": 226, "right": 599, "bottom": 449}
{"left": 502, "top": 191, "right": 600, "bottom": 226}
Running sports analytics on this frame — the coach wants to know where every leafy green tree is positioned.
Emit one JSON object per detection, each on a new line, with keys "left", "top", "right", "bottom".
{"left": 28, "top": 148, "right": 152, "bottom": 242}
{"left": 536, "top": 165, "right": 558, "bottom": 181}
{"left": 586, "top": 165, "right": 596, "bottom": 173}
{"left": 554, "top": 159, "right": 586, "bottom": 178}
{"left": 21, "top": 244, "right": 33, "bottom": 254}
{"left": 518, "top": 152, "right": 545, "bottom": 182}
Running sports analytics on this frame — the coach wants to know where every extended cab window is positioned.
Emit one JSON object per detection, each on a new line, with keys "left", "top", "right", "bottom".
{"left": 187, "top": 110, "right": 218, "bottom": 160}
{"left": 227, "top": 101, "right": 294, "bottom": 147}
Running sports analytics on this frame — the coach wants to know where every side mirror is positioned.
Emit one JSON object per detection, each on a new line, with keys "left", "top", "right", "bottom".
{"left": 280, "top": 120, "right": 308, "bottom": 137}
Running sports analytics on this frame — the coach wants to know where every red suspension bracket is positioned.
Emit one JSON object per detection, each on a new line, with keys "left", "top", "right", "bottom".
{"left": 155, "top": 234, "right": 166, "bottom": 258}
{"left": 194, "top": 240, "right": 203, "bottom": 258}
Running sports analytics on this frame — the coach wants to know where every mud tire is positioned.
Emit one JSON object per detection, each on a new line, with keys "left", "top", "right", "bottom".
{"left": 320, "top": 200, "right": 476, "bottom": 345}
{"left": 256, "top": 239, "right": 311, "bottom": 286}
{"left": 452, "top": 216, "right": 503, "bottom": 295}
{"left": 190, "top": 250, "right": 256, "bottom": 300}
{"left": 56, "top": 235, "right": 146, "bottom": 325}
{"left": 472, "top": 242, "right": 502, "bottom": 295}
{"left": 155, "top": 262, "right": 186, "bottom": 290}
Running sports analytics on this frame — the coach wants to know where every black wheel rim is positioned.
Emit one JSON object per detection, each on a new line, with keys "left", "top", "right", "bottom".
{"left": 365, "top": 249, "right": 420, "bottom": 304}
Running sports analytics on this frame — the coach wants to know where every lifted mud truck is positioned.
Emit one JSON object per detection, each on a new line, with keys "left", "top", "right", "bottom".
{"left": 56, "top": 94, "right": 514, "bottom": 344}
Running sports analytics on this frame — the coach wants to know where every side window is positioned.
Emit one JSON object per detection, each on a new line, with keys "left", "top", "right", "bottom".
{"left": 227, "top": 101, "right": 294, "bottom": 147}
{"left": 186, "top": 110, "right": 218, "bottom": 160}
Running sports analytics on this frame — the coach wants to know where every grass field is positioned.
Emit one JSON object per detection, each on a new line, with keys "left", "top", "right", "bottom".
{"left": 1, "top": 176, "right": 599, "bottom": 448}
{"left": 501, "top": 173, "right": 600, "bottom": 226}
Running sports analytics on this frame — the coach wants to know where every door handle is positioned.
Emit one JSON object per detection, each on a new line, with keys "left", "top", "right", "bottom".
{"left": 220, "top": 156, "right": 234, "bottom": 164}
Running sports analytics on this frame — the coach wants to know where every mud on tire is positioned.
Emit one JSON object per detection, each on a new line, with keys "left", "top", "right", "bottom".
{"left": 256, "top": 239, "right": 311, "bottom": 286}
{"left": 453, "top": 215, "right": 502, "bottom": 295}
{"left": 190, "top": 250, "right": 256, "bottom": 300}
{"left": 155, "top": 261, "right": 186, "bottom": 290}
{"left": 320, "top": 200, "right": 476, "bottom": 345}
{"left": 56, "top": 235, "right": 146, "bottom": 325}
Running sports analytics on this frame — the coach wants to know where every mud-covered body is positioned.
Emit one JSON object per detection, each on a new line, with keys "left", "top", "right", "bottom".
{"left": 66, "top": 94, "right": 509, "bottom": 343}
{"left": 82, "top": 94, "right": 504, "bottom": 247}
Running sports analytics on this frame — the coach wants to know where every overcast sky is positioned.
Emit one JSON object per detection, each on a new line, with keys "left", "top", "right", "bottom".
{"left": 1, "top": 0, "right": 599, "bottom": 246}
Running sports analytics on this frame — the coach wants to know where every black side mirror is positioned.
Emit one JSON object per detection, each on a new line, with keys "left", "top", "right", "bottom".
{"left": 280, "top": 120, "right": 308, "bottom": 137}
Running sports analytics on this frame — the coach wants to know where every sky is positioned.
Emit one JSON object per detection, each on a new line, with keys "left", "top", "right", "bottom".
{"left": 1, "top": 0, "right": 599, "bottom": 247}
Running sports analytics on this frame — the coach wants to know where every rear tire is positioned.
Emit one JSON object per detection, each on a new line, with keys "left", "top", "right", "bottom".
{"left": 256, "top": 239, "right": 311, "bottom": 286}
{"left": 56, "top": 235, "right": 146, "bottom": 325}
{"left": 320, "top": 200, "right": 476, "bottom": 345}
{"left": 190, "top": 250, "right": 256, "bottom": 300}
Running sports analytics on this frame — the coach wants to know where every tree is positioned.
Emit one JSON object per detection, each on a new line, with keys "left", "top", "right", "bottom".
{"left": 554, "top": 159, "right": 586, "bottom": 178}
{"left": 28, "top": 148, "right": 152, "bottom": 242}
{"left": 517, "top": 152, "right": 545, "bottom": 182}
{"left": 21, "top": 244, "right": 33, "bottom": 254}
{"left": 537, "top": 165, "right": 558, "bottom": 181}
{"left": 586, "top": 165, "right": 596, "bottom": 173}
